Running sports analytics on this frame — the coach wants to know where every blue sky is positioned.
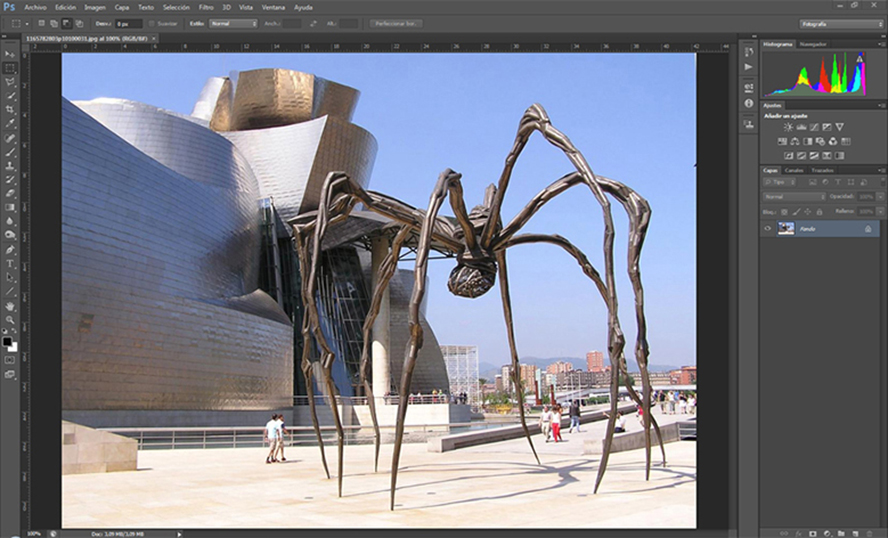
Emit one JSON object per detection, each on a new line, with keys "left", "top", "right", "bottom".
{"left": 63, "top": 52, "right": 697, "bottom": 369}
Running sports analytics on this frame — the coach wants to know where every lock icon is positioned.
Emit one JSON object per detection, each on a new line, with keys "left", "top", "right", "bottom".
{"left": 816, "top": 208, "right": 823, "bottom": 216}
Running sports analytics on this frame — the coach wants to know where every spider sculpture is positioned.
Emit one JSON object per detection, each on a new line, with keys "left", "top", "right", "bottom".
{"left": 292, "top": 103, "right": 667, "bottom": 511}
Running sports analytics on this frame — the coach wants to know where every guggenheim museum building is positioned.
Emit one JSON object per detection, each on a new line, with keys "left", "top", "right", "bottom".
{"left": 61, "top": 68, "right": 450, "bottom": 422}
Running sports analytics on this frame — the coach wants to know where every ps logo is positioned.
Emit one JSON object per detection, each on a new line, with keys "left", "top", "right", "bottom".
{"left": 2, "top": 2, "right": 14, "bottom": 11}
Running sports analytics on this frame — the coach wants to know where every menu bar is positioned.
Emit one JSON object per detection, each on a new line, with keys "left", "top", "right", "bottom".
{"left": 8, "top": 2, "right": 319, "bottom": 14}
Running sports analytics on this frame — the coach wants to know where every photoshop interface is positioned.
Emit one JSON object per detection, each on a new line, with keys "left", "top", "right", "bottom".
{"left": 0, "top": 0, "right": 885, "bottom": 537}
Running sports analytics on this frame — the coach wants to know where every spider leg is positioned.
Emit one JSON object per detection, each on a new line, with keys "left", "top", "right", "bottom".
{"left": 359, "top": 226, "right": 412, "bottom": 473}
{"left": 481, "top": 104, "right": 615, "bottom": 251}
{"left": 480, "top": 105, "right": 625, "bottom": 491}
{"left": 493, "top": 169, "right": 665, "bottom": 477}
{"left": 293, "top": 171, "right": 461, "bottom": 505}
{"left": 494, "top": 249, "right": 540, "bottom": 465}
{"left": 390, "top": 168, "right": 464, "bottom": 511}
{"left": 303, "top": 173, "right": 360, "bottom": 498}
{"left": 294, "top": 229, "right": 330, "bottom": 479}
{"left": 302, "top": 256, "right": 348, "bottom": 496}
{"left": 619, "top": 192, "right": 665, "bottom": 472}
{"left": 499, "top": 232, "right": 665, "bottom": 488}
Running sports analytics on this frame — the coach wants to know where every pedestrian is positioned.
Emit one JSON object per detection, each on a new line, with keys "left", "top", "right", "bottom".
{"left": 605, "top": 411, "right": 627, "bottom": 433}
{"left": 668, "top": 390, "right": 676, "bottom": 414}
{"left": 568, "top": 399, "right": 582, "bottom": 433}
{"left": 265, "top": 413, "right": 281, "bottom": 464}
{"left": 274, "top": 413, "right": 287, "bottom": 462}
{"left": 679, "top": 392, "right": 687, "bottom": 414}
{"left": 688, "top": 393, "right": 696, "bottom": 414}
{"left": 614, "top": 412, "right": 627, "bottom": 433}
{"left": 551, "top": 404, "right": 563, "bottom": 442}
{"left": 539, "top": 405, "right": 552, "bottom": 442}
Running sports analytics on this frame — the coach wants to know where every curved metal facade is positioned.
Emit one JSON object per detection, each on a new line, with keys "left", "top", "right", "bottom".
{"left": 62, "top": 99, "right": 293, "bottom": 410}
{"left": 388, "top": 270, "right": 450, "bottom": 394}
{"left": 62, "top": 67, "right": 450, "bottom": 409}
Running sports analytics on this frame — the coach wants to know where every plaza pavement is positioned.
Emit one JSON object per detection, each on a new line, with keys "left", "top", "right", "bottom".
{"left": 62, "top": 407, "right": 696, "bottom": 528}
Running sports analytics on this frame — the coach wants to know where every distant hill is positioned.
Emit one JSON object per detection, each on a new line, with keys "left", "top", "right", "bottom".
{"left": 478, "top": 357, "right": 688, "bottom": 382}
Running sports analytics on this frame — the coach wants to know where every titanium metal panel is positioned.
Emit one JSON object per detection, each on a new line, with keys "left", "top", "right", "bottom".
{"left": 62, "top": 99, "right": 293, "bottom": 411}
{"left": 388, "top": 269, "right": 450, "bottom": 394}
{"left": 221, "top": 69, "right": 360, "bottom": 131}
{"left": 222, "top": 116, "right": 377, "bottom": 222}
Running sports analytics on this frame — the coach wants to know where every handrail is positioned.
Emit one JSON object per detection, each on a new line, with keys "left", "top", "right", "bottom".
{"left": 292, "top": 394, "right": 464, "bottom": 406}
{"left": 102, "top": 421, "right": 518, "bottom": 450}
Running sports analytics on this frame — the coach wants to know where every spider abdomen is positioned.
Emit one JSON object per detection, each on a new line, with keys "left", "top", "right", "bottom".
{"left": 447, "top": 262, "right": 497, "bottom": 298}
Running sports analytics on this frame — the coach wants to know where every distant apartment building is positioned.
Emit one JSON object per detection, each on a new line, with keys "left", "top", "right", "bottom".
{"left": 556, "top": 369, "right": 597, "bottom": 390}
{"left": 648, "top": 371, "right": 673, "bottom": 385}
{"left": 546, "top": 361, "right": 574, "bottom": 375}
{"left": 518, "top": 364, "right": 538, "bottom": 395}
{"left": 669, "top": 365, "right": 697, "bottom": 385}
{"left": 586, "top": 350, "right": 605, "bottom": 372}
{"left": 501, "top": 365, "right": 512, "bottom": 392}
{"left": 545, "top": 373, "right": 557, "bottom": 389}
{"left": 480, "top": 383, "right": 498, "bottom": 398}
{"left": 494, "top": 374, "right": 504, "bottom": 392}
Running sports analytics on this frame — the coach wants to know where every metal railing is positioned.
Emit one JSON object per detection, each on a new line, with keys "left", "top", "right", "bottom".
{"left": 292, "top": 394, "right": 468, "bottom": 406}
{"left": 103, "top": 421, "right": 512, "bottom": 451}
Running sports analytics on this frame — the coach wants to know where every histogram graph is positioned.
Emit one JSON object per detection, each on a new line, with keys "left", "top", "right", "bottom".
{"left": 765, "top": 52, "right": 866, "bottom": 97}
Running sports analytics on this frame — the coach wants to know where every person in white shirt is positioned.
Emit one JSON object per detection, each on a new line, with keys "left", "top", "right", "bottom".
{"left": 274, "top": 414, "right": 287, "bottom": 462}
{"left": 615, "top": 413, "right": 627, "bottom": 433}
{"left": 265, "top": 414, "right": 281, "bottom": 464}
{"left": 604, "top": 411, "right": 627, "bottom": 433}
{"left": 539, "top": 405, "right": 553, "bottom": 442}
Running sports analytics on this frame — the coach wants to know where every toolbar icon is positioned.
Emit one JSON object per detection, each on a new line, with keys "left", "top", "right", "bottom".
{"left": 2, "top": 334, "right": 16, "bottom": 351}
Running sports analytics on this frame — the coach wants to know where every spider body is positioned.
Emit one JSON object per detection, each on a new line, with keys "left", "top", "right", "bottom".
{"left": 293, "top": 103, "right": 666, "bottom": 511}
{"left": 447, "top": 256, "right": 497, "bottom": 298}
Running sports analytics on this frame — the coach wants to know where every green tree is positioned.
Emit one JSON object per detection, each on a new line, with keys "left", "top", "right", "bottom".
{"left": 478, "top": 378, "right": 488, "bottom": 386}
{"left": 483, "top": 391, "right": 511, "bottom": 407}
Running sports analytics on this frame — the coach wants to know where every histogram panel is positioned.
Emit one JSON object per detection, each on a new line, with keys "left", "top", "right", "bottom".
{"left": 761, "top": 49, "right": 887, "bottom": 100}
